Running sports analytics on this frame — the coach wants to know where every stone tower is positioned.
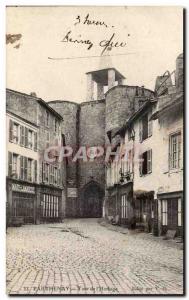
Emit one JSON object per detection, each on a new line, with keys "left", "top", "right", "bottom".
{"left": 86, "top": 52, "right": 125, "bottom": 101}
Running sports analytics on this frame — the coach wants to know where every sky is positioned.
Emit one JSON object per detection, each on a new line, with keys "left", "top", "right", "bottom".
{"left": 6, "top": 6, "right": 183, "bottom": 103}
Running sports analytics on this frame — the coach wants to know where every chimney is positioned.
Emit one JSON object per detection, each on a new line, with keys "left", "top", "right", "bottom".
{"left": 175, "top": 53, "right": 183, "bottom": 91}
{"left": 30, "top": 92, "right": 37, "bottom": 97}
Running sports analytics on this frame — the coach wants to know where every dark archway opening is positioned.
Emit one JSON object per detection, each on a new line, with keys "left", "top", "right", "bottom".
{"left": 82, "top": 181, "right": 104, "bottom": 218}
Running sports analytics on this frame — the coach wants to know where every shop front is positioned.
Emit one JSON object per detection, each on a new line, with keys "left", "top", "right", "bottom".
{"left": 134, "top": 190, "right": 154, "bottom": 232}
{"left": 7, "top": 178, "right": 37, "bottom": 225}
{"left": 119, "top": 182, "right": 134, "bottom": 227}
{"left": 39, "top": 185, "right": 63, "bottom": 223}
{"left": 157, "top": 191, "right": 183, "bottom": 237}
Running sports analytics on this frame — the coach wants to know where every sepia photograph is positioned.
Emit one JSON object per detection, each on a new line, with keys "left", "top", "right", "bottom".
{"left": 5, "top": 5, "right": 184, "bottom": 295}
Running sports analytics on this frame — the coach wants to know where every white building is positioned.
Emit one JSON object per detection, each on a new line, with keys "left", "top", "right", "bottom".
{"left": 105, "top": 53, "right": 183, "bottom": 236}
{"left": 6, "top": 110, "right": 39, "bottom": 224}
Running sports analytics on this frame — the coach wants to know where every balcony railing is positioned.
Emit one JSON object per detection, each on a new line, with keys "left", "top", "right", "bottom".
{"left": 119, "top": 171, "right": 133, "bottom": 184}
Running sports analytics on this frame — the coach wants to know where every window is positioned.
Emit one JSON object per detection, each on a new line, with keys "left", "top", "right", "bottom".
{"left": 20, "top": 156, "right": 24, "bottom": 180}
{"left": 9, "top": 120, "right": 19, "bottom": 143}
{"left": 24, "top": 157, "right": 28, "bottom": 181}
{"left": 20, "top": 126, "right": 25, "bottom": 146}
{"left": 139, "top": 149, "right": 152, "bottom": 176}
{"left": 28, "top": 130, "right": 33, "bottom": 149}
{"left": 25, "top": 127, "right": 29, "bottom": 148}
{"left": 28, "top": 159, "right": 32, "bottom": 181}
{"left": 127, "top": 149, "right": 133, "bottom": 173}
{"left": 178, "top": 198, "right": 182, "bottom": 226}
{"left": 13, "top": 123, "right": 19, "bottom": 144}
{"left": 45, "top": 111, "right": 49, "bottom": 126}
{"left": 42, "top": 162, "right": 60, "bottom": 186}
{"left": 169, "top": 132, "right": 181, "bottom": 169}
{"left": 162, "top": 200, "right": 168, "bottom": 226}
{"left": 139, "top": 111, "right": 153, "bottom": 142}
{"left": 12, "top": 154, "right": 18, "bottom": 177}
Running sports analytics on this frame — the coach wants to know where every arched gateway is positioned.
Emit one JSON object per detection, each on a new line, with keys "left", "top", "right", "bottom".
{"left": 81, "top": 181, "right": 104, "bottom": 217}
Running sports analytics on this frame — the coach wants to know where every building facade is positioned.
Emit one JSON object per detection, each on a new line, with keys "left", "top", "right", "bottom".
{"left": 6, "top": 111, "right": 39, "bottom": 225}
{"left": 6, "top": 90, "right": 66, "bottom": 225}
{"left": 105, "top": 54, "right": 183, "bottom": 236}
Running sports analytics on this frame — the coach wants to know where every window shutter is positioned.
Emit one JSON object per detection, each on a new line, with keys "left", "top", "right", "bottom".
{"left": 8, "top": 152, "right": 12, "bottom": 176}
{"left": 24, "top": 157, "right": 28, "bottom": 181}
{"left": 139, "top": 154, "right": 142, "bottom": 176}
{"left": 25, "top": 127, "right": 28, "bottom": 147}
{"left": 20, "top": 156, "right": 24, "bottom": 179}
{"left": 147, "top": 150, "right": 152, "bottom": 173}
{"left": 20, "top": 126, "right": 25, "bottom": 146}
{"left": 139, "top": 120, "right": 142, "bottom": 142}
{"left": 9, "top": 120, "right": 13, "bottom": 142}
{"left": 148, "top": 110, "right": 153, "bottom": 137}
{"left": 34, "top": 160, "right": 37, "bottom": 182}
{"left": 34, "top": 132, "right": 37, "bottom": 151}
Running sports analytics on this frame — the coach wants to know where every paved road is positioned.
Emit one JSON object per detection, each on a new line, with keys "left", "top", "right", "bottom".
{"left": 6, "top": 218, "right": 183, "bottom": 295}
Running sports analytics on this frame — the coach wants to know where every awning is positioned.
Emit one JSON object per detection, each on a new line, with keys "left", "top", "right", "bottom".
{"left": 133, "top": 190, "right": 154, "bottom": 199}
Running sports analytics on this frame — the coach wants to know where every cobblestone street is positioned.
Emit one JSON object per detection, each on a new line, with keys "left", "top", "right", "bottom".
{"left": 6, "top": 218, "right": 183, "bottom": 295}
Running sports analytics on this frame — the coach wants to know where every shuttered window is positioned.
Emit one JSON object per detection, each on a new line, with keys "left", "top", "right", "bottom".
{"left": 139, "top": 110, "right": 153, "bottom": 142}
{"left": 25, "top": 127, "right": 28, "bottom": 147}
{"left": 20, "top": 156, "right": 24, "bottom": 180}
{"left": 28, "top": 130, "right": 33, "bottom": 149}
{"left": 24, "top": 156, "right": 28, "bottom": 181}
{"left": 28, "top": 159, "right": 32, "bottom": 181}
{"left": 12, "top": 123, "right": 19, "bottom": 144}
{"left": 139, "top": 150, "right": 152, "bottom": 176}
{"left": 9, "top": 120, "right": 14, "bottom": 142}
{"left": 169, "top": 132, "right": 181, "bottom": 169}
{"left": 147, "top": 149, "right": 152, "bottom": 173}
{"left": 12, "top": 154, "right": 18, "bottom": 178}
{"left": 20, "top": 126, "right": 25, "bottom": 146}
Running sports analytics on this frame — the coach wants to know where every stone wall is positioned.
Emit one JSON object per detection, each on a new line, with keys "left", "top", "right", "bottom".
{"left": 78, "top": 100, "right": 105, "bottom": 188}
{"left": 48, "top": 100, "right": 79, "bottom": 217}
{"left": 6, "top": 89, "right": 38, "bottom": 125}
{"left": 105, "top": 85, "right": 154, "bottom": 135}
